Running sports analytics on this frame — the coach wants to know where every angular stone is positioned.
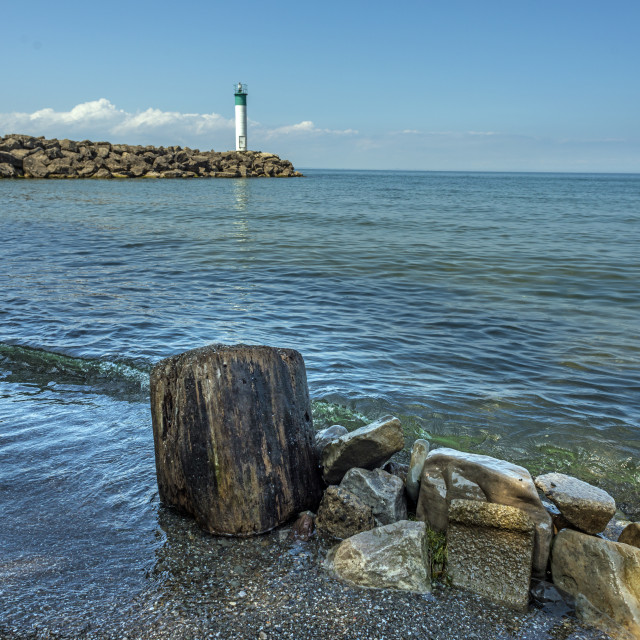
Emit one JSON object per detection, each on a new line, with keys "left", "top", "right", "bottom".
{"left": 0, "top": 151, "right": 21, "bottom": 167}
{"left": 552, "top": 528, "right": 640, "bottom": 639}
{"left": 0, "top": 163, "right": 19, "bottom": 178}
{"left": 619, "top": 523, "right": 640, "bottom": 549}
{"left": 92, "top": 168, "right": 112, "bottom": 179}
{"left": 325, "top": 521, "right": 430, "bottom": 593}
{"left": 321, "top": 416, "right": 404, "bottom": 484}
{"left": 406, "top": 439, "right": 430, "bottom": 503}
{"left": 339, "top": 468, "right": 407, "bottom": 525}
{"left": 150, "top": 344, "right": 323, "bottom": 536}
{"left": 416, "top": 448, "right": 552, "bottom": 577}
{"left": 315, "top": 486, "right": 375, "bottom": 540}
{"left": 535, "top": 472, "right": 616, "bottom": 535}
{"left": 314, "top": 425, "right": 348, "bottom": 457}
{"left": 447, "top": 499, "right": 535, "bottom": 610}
{"left": 23, "top": 154, "right": 50, "bottom": 178}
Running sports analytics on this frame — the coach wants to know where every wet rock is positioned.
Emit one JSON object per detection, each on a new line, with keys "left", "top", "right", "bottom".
{"left": 315, "top": 485, "right": 375, "bottom": 540}
{"left": 552, "top": 528, "right": 640, "bottom": 639}
{"left": 535, "top": 472, "right": 616, "bottom": 535}
{"left": 321, "top": 416, "right": 404, "bottom": 484}
{"left": 339, "top": 468, "right": 407, "bottom": 525}
{"left": 150, "top": 344, "right": 323, "bottom": 536}
{"left": 530, "top": 579, "right": 576, "bottom": 617}
{"left": 447, "top": 499, "right": 535, "bottom": 610}
{"left": 381, "top": 460, "right": 409, "bottom": 484}
{"left": 324, "top": 520, "right": 430, "bottom": 593}
{"left": 619, "top": 522, "right": 640, "bottom": 549}
{"left": 416, "top": 447, "right": 552, "bottom": 577}
{"left": 314, "top": 425, "right": 348, "bottom": 457}
{"left": 289, "top": 511, "right": 315, "bottom": 541}
{"left": 406, "top": 438, "right": 430, "bottom": 503}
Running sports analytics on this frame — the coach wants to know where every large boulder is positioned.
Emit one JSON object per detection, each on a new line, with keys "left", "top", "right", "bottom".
{"left": 320, "top": 416, "right": 404, "bottom": 484}
{"left": 535, "top": 472, "right": 616, "bottom": 535}
{"left": 447, "top": 499, "right": 535, "bottom": 610}
{"left": 315, "top": 485, "right": 376, "bottom": 540}
{"left": 406, "top": 438, "right": 430, "bottom": 503}
{"left": 150, "top": 344, "right": 323, "bottom": 536}
{"left": 552, "top": 528, "right": 640, "bottom": 639}
{"left": 23, "top": 153, "right": 50, "bottom": 178}
{"left": 324, "top": 521, "right": 430, "bottom": 593}
{"left": 339, "top": 468, "right": 407, "bottom": 525}
{"left": 416, "top": 448, "right": 552, "bottom": 577}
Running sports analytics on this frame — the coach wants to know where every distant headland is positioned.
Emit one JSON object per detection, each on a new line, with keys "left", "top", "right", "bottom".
{"left": 0, "top": 134, "right": 303, "bottom": 179}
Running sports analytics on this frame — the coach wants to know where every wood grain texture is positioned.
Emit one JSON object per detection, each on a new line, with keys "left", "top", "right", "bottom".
{"left": 150, "top": 344, "right": 323, "bottom": 535}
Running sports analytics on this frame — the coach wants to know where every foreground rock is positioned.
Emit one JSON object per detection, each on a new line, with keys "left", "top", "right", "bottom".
{"left": 315, "top": 486, "right": 376, "bottom": 540}
{"left": 406, "top": 438, "right": 430, "bottom": 503}
{"left": 149, "top": 344, "right": 322, "bottom": 536}
{"left": 0, "top": 134, "right": 302, "bottom": 178}
{"left": 551, "top": 528, "right": 640, "bottom": 639}
{"left": 339, "top": 468, "right": 407, "bottom": 525}
{"left": 321, "top": 416, "right": 404, "bottom": 484}
{"left": 325, "top": 521, "right": 431, "bottom": 593}
{"left": 535, "top": 472, "right": 616, "bottom": 535}
{"left": 416, "top": 448, "right": 552, "bottom": 577}
{"left": 447, "top": 499, "right": 535, "bottom": 610}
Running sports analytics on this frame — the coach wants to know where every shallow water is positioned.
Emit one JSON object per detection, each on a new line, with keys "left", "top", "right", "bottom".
{"left": 1, "top": 170, "right": 639, "bottom": 634}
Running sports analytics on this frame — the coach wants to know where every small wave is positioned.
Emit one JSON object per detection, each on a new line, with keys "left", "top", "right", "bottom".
{"left": 0, "top": 343, "right": 150, "bottom": 399}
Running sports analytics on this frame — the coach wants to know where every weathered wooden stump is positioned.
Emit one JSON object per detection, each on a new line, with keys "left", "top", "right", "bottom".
{"left": 150, "top": 344, "right": 323, "bottom": 536}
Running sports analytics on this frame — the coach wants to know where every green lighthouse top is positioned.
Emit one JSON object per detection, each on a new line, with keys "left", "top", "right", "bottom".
{"left": 234, "top": 82, "right": 248, "bottom": 106}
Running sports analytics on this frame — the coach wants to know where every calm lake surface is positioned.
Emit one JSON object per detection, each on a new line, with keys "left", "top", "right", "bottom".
{"left": 1, "top": 170, "right": 639, "bottom": 635}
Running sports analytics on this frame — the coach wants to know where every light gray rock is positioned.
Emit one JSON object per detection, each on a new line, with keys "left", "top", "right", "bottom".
{"left": 315, "top": 485, "right": 376, "bottom": 540}
{"left": 406, "top": 439, "right": 429, "bottom": 503}
{"left": 619, "top": 522, "right": 640, "bottom": 549}
{"left": 447, "top": 499, "right": 535, "bottom": 610}
{"left": 552, "top": 528, "right": 640, "bottom": 639}
{"left": 339, "top": 468, "right": 407, "bottom": 525}
{"left": 325, "top": 520, "right": 430, "bottom": 593}
{"left": 416, "top": 447, "right": 552, "bottom": 578}
{"left": 535, "top": 472, "right": 616, "bottom": 535}
{"left": 314, "top": 425, "right": 348, "bottom": 457}
{"left": 321, "top": 416, "right": 404, "bottom": 484}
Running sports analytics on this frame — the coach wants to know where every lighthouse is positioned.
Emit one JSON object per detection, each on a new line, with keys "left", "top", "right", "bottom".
{"left": 234, "top": 82, "right": 248, "bottom": 151}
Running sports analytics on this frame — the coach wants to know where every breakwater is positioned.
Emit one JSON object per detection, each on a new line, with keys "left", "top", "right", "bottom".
{"left": 0, "top": 133, "right": 302, "bottom": 178}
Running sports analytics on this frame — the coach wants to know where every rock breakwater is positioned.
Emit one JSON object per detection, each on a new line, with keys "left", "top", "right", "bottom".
{"left": 0, "top": 134, "right": 302, "bottom": 179}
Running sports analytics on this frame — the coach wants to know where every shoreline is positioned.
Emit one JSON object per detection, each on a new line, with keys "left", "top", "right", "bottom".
{"left": 0, "top": 134, "right": 303, "bottom": 179}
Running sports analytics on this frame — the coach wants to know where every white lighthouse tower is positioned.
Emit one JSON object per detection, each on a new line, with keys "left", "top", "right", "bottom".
{"left": 234, "top": 82, "right": 248, "bottom": 151}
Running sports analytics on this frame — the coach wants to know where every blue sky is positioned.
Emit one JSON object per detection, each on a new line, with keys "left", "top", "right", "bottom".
{"left": 1, "top": 1, "right": 638, "bottom": 172}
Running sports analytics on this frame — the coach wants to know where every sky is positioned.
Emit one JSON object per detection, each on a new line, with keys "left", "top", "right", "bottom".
{"left": 1, "top": 1, "right": 638, "bottom": 172}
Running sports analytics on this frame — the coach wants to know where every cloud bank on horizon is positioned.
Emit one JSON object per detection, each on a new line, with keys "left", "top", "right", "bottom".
{"left": 0, "top": 99, "right": 636, "bottom": 173}
{"left": 0, "top": 98, "right": 357, "bottom": 148}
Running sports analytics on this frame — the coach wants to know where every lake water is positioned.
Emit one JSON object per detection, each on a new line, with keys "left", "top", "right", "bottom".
{"left": 1, "top": 170, "right": 639, "bottom": 636}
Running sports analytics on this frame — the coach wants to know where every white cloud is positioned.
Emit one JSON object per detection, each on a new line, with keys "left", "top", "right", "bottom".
{"left": 262, "top": 120, "right": 358, "bottom": 138}
{"left": 0, "top": 99, "right": 235, "bottom": 146}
